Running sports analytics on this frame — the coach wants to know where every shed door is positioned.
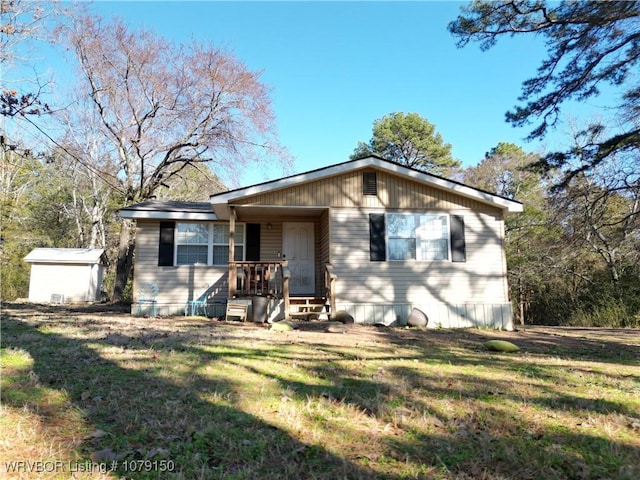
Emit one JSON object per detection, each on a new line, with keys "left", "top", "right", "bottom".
{"left": 283, "top": 222, "right": 315, "bottom": 295}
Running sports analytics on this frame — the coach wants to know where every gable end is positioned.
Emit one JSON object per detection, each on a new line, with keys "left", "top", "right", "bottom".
{"left": 233, "top": 168, "right": 498, "bottom": 211}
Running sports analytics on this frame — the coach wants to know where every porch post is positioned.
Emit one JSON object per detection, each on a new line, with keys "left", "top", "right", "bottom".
{"left": 282, "top": 263, "right": 290, "bottom": 320}
{"left": 228, "top": 206, "right": 237, "bottom": 298}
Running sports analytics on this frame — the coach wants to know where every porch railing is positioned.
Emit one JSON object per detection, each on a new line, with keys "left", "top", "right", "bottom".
{"left": 324, "top": 263, "right": 337, "bottom": 316}
{"left": 229, "top": 261, "right": 288, "bottom": 298}
{"left": 228, "top": 261, "right": 336, "bottom": 321}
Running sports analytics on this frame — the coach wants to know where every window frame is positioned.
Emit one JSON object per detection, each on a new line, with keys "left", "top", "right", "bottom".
{"left": 385, "top": 212, "right": 451, "bottom": 262}
{"left": 174, "top": 222, "right": 245, "bottom": 266}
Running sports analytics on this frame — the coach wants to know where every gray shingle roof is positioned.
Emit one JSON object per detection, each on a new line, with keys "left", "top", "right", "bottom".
{"left": 120, "top": 200, "right": 214, "bottom": 213}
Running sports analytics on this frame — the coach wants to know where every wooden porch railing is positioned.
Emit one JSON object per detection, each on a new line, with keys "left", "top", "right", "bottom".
{"left": 324, "top": 263, "right": 337, "bottom": 316}
{"left": 228, "top": 261, "right": 336, "bottom": 321}
{"left": 229, "top": 261, "right": 288, "bottom": 298}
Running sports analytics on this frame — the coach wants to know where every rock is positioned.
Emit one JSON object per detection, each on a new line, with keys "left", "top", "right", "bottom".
{"left": 407, "top": 308, "right": 428, "bottom": 327}
{"left": 333, "top": 310, "right": 354, "bottom": 324}
{"left": 484, "top": 339, "right": 520, "bottom": 353}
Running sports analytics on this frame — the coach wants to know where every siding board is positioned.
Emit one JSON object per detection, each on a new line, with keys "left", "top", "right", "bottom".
{"left": 134, "top": 221, "right": 230, "bottom": 305}
{"left": 330, "top": 207, "right": 508, "bottom": 306}
{"left": 133, "top": 165, "right": 514, "bottom": 328}
{"left": 236, "top": 169, "right": 493, "bottom": 211}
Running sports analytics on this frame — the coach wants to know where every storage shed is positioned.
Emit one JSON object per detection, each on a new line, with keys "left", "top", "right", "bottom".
{"left": 24, "top": 248, "right": 106, "bottom": 303}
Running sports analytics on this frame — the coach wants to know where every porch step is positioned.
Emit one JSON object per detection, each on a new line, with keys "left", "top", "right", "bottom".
{"left": 289, "top": 297, "right": 330, "bottom": 318}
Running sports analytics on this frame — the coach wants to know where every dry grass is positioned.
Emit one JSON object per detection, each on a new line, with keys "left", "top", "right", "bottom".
{"left": 1, "top": 303, "right": 639, "bottom": 479}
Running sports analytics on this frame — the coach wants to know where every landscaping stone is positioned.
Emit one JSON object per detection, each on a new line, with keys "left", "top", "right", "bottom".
{"left": 407, "top": 308, "right": 428, "bottom": 327}
{"left": 484, "top": 339, "right": 520, "bottom": 352}
{"left": 333, "top": 310, "right": 354, "bottom": 324}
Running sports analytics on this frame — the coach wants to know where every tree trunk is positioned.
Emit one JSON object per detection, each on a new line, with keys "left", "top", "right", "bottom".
{"left": 88, "top": 201, "right": 106, "bottom": 249}
{"left": 518, "top": 288, "right": 525, "bottom": 327}
{"left": 71, "top": 190, "right": 86, "bottom": 247}
{"left": 112, "top": 219, "right": 135, "bottom": 302}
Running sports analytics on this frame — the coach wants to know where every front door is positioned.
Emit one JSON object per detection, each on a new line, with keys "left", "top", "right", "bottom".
{"left": 283, "top": 222, "right": 315, "bottom": 295}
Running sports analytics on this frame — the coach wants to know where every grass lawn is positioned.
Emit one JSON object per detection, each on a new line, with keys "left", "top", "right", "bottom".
{"left": 1, "top": 303, "right": 639, "bottom": 479}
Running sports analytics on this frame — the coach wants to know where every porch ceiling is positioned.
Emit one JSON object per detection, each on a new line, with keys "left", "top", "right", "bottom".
{"left": 233, "top": 205, "right": 328, "bottom": 219}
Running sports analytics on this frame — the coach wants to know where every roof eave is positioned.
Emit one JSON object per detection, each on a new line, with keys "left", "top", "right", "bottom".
{"left": 24, "top": 248, "right": 107, "bottom": 264}
{"left": 119, "top": 210, "right": 218, "bottom": 221}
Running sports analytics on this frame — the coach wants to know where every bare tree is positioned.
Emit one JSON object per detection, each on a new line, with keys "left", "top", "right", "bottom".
{"left": 153, "top": 163, "right": 227, "bottom": 202}
{"left": 0, "top": 0, "right": 63, "bottom": 117}
{"left": 56, "top": 89, "right": 122, "bottom": 250}
{"left": 61, "top": 14, "right": 289, "bottom": 301}
{"left": 552, "top": 161, "right": 640, "bottom": 293}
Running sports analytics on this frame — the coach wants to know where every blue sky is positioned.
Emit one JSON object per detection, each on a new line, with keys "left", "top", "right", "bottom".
{"left": 81, "top": 0, "right": 556, "bottom": 186}
{"left": 39, "top": 1, "right": 614, "bottom": 186}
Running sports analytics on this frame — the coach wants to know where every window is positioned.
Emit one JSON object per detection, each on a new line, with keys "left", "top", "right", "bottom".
{"left": 386, "top": 213, "right": 449, "bottom": 261}
{"left": 175, "top": 222, "right": 244, "bottom": 265}
{"left": 176, "top": 223, "right": 208, "bottom": 264}
{"left": 212, "top": 224, "right": 244, "bottom": 265}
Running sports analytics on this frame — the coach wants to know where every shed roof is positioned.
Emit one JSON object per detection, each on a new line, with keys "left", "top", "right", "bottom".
{"left": 25, "top": 248, "right": 106, "bottom": 264}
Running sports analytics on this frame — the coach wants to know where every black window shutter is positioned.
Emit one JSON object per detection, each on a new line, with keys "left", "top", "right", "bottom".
{"left": 246, "top": 223, "right": 261, "bottom": 261}
{"left": 450, "top": 215, "right": 466, "bottom": 263}
{"left": 158, "top": 221, "right": 175, "bottom": 266}
{"left": 369, "top": 214, "right": 386, "bottom": 261}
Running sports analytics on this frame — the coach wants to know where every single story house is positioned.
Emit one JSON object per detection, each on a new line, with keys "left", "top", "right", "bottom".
{"left": 24, "top": 248, "right": 106, "bottom": 303}
{"left": 120, "top": 156, "right": 523, "bottom": 328}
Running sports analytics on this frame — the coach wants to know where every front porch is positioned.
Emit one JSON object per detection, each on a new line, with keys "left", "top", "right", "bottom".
{"left": 226, "top": 260, "right": 337, "bottom": 322}
{"left": 222, "top": 205, "right": 335, "bottom": 322}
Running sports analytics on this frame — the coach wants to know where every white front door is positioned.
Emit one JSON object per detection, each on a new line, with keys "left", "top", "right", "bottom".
{"left": 283, "top": 222, "right": 315, "bottom": 295}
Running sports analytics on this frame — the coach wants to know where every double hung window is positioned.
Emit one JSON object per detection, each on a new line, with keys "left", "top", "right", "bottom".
{"left": 175, "top": 223, "right": 244, "bottom": 265}
{"left": 176, "top": 223, "right": 209, "bottom": 264}
{"left": 387, "top": 213, "right": 449, "bottom": 261}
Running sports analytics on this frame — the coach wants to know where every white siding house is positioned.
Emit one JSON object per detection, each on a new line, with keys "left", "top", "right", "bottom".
{"left": 24, "top": 248, "right": 106, "bottom": 303}
{"left": 121, "top": 157, "right": 523, "bottom": 328}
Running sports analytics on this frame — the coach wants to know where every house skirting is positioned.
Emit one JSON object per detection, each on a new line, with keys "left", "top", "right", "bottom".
{"left": 131, "top": 302, "right": 228, "bottom": 318}
{"left": 131, "top": 298, "right": 285, "bottom": 322}
{"left": 132, "top": 299, "right": 513, "bottom": 330}
{"left": 335, "top": 302, "right": 514, "bottom": 330}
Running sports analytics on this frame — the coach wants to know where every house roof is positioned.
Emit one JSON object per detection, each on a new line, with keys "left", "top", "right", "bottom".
{"left": 24, "top": 248, "right": 106, "bottom": 264}
{"left": 119, "top": 200, "right": 217, "bottom": 220}
{"left": 209, "top": 156, "right": 524, "bottom": 214}
{"left": 119, "top": 156, "right": 524, "bottom": 220}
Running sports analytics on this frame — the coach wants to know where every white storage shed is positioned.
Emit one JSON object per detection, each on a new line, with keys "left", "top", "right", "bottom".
{"left": 24, "top": 248, "right": 106, "bottom": 303}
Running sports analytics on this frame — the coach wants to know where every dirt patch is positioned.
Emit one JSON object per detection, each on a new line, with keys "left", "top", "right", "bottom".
{"left": 2, "top": 302, "right": 638, "bottom": 361}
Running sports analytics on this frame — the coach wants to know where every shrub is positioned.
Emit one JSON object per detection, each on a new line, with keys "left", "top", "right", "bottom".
{"left": 568, "top": 298, "right": 639, "bottom": 328}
